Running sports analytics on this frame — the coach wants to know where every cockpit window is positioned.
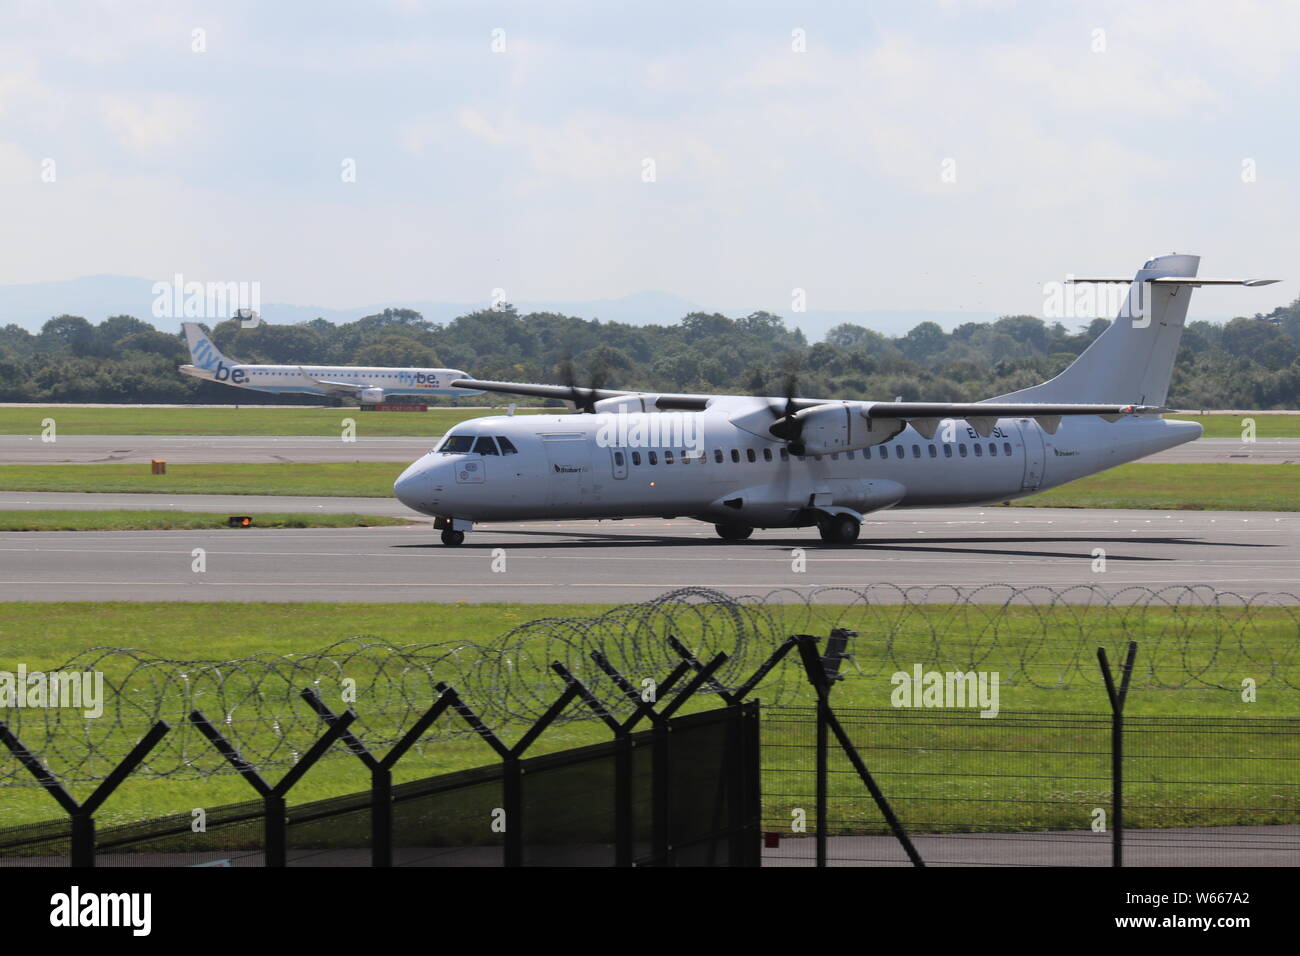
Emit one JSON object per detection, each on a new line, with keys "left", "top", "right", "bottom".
{"left": 496, "top": 436, "right": 518, "bottom": 455}
{"left": 437, "top": 435, "right": 474, "bottom": 454}
{"left": 473, "top": 436, "right": 500, "bottom": 456}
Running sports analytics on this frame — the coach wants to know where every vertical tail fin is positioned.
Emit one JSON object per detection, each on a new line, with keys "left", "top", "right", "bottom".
{"left": 995, "top": 254, "right": 1201, "bottom": 406}
{"left": 182, "top": 323, "right": 233, "bottom": 371}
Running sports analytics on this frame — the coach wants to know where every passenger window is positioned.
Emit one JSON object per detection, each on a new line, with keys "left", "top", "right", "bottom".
{"left": 959, "top": 444, "right": 968, "bottom": 457}
{"left": 614, "top": 451, "right": 625, "bottom": 466}
{"left": 731, "top": 449, "right": 740, "bottom": 463}
{"left": 632, "top": 451, "right": 641, "bottom": 466}
{"left": 746, "top": 449, "right": 756, "bottom": 463}
{"left": 944, "top": 444, "right": 953, "bottom": 458}
{"left": 714, "top": 449, "right": 723, "bottom": 463}
{"left": 665, "top": 451, "right": 674, "bottom": 464}
{"left": 780, "top": 448, "right": 790, "bottom": 461}
{"left": 648, "top": 451, "right": 657, "bottom": 465}
{"left": 928, "top": 444, "right": 936, "bottom": 458}
{"left": 988, "top": 442, "right": 997, "bottom": 456}
{"left": 974, "top": 443, "right": 982, "bottom": 457}
{"left": 912, "top": 444, "right": 920, "bottom": 459}
{"left": 864, "top": 446, "right": 872, "bottom": 459}
{"left": 847, "top": 450, "right": 855, "bottom": 460}
{"left": 681, "top": 450, "right": 689, "bottom": 464}
{"left": 879, "top": 446, "right": 888, "bottom": 459}
{"left": 894, "top": 446, "right": 903, "bottom": 458}
{"left": 473, "top": 436, "right": 500, "bottom": 455}
{"left": 496, "top": 436, "right": 518, "bottom": 455}
{"left": 763, "top": 448, "right": 773, "bottom": 462}
{"left": 1004, "top": 442, "right": 1013, "bottom": 456}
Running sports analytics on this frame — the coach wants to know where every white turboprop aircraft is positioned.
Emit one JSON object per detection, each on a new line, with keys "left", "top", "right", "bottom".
{"left": 394, "top": 254, "right": 1278, "bottom": 546}
{"left": 178, "top": 322, "right": 480, "bottom": 403}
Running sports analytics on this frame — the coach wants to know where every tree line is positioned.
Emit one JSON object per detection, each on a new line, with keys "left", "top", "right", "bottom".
{"left": 1, "top": 298, "right": 1298, "bottom": 408}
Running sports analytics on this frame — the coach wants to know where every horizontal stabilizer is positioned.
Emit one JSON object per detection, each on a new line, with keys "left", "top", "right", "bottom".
{"left": 1067, "top": 277, "right": 1279, "bottom": 286}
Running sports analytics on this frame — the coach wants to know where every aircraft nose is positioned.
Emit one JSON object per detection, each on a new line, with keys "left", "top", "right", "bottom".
{"left": 394, "top": 462, "right": 429, "bottom": 512}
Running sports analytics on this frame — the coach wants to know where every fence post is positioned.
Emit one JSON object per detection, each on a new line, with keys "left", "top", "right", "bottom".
{"left": 189, "top": 706, "right": 355, "bottom": 867}
{"left": 553, "top": 660, "right": 636, "bottom": 867}
{"left": 70, "top": 812, "right": 95, "bottom": 868}
{"left": 372, "top": 691, "right": 455, "bottom": 867}
{"left": 0, "top": 719, "right": 170, "bottom": 868}
{"left": 816, "top": 684, "right": 829, "bottom": 867}
{"left": 1098, "top": 641, "right": 1138, "bottom": 868}
{"left": 793, "top": 635, "right": 924, "bottom": 868}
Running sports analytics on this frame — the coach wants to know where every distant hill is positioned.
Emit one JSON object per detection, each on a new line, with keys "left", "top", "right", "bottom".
{"left": 0, "top": 275, "right": 1003, "bottom": 341}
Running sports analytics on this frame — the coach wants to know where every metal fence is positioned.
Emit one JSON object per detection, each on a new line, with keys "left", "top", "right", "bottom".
{"left": 0, "top": 636, "right": 770, "bottom": 868}
{"left": 2, "top": 585, "right": 1298, "bottom": 867}
{"left": 761, "top": 698, "right": 1300, "bottom": 867}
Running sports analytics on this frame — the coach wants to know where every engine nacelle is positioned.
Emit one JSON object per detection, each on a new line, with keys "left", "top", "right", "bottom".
{"left": 359, "top": 387, "right": 386, "bottom": 404}
{"left": 788, "top": 404, "right": 905, "bottom": 455}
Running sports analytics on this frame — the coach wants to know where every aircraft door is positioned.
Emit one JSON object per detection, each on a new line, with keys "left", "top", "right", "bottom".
{"left": 543, "top": 436, "right": 593, "bottom": 509}
{"left": 1016, "top": 419, "right": 1045, "bottom": 491}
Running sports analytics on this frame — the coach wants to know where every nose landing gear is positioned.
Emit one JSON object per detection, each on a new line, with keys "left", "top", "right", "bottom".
{"left": 434, "top": 516, "right": 472, "bottom": 546}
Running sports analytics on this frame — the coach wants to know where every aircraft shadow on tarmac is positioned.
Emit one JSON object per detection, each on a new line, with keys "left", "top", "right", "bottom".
{"left": 392, "top": 530, "right": 1276, "bottom": 562}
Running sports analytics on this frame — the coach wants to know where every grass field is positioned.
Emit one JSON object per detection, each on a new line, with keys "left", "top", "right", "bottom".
{"left": 1, "top": 460, "right": 1297, "bottom": 511}
{"left": 0, "top": 511, "right": 407, "bottom": 531}
{"left": 0, "top": 406, "right": 1295, "bottom": 437}
{"left": 0, "top": 600, "right": 1296, "bottom": 833}
{"left": 1013, "top": 462, "right": 1300, "bottom": 511}
{"left": 0, "top": 405, "right": 559, "bottom": 437}
{"left": 1172, "top": 413, "right": 1300, "bottom": 438}
{"left": 0, "top": 461, "right": 401, "bottom": 496}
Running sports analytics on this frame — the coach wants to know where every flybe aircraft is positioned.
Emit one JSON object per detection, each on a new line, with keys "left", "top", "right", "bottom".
{"left": 394, "top": 255, "right": 1277, "bottom": 546}
{"left": 179, "top": 323, "right": 480, "bottom": 403}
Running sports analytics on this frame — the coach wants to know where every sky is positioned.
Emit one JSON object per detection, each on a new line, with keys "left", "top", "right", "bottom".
{"left": 1, "top": 0, "right": 1297, "bottom": 322}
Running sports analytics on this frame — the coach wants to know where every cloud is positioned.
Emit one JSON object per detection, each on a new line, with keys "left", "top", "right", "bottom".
{"left": 101, "top": 95, "right": 199, "bottom": 154}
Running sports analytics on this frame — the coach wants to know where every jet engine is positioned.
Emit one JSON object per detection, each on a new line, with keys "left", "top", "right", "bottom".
{"left": 359, "top": 387, "right": 386, "bottom": 404}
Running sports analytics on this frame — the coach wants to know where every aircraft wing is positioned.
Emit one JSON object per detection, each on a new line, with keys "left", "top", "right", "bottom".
{"left": 854, "top": 401, "right": 1165, "bottom": 436}
{"left": 450, "top": 378, "right": 728, "bottom": 411}
{"left": 450, "top": 378, "right": 635, "bottom": 403}
{"left": 298, "top": 367, "right": 369, "bottom": 396}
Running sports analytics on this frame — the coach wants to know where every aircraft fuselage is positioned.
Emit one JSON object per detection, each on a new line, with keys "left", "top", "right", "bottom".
{"left": 393, "top": 409, "right": 1201, "bottom": 528}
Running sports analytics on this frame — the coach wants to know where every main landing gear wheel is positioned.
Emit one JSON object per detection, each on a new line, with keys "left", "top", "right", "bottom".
{"left": 440, "top": 529, "right": 465, "bottom": 546}
{"left": 818, "top": 514, "right": 860, "bottom": 545}
{"left": 715, "top": 522, "right": 754, "bottom": 541}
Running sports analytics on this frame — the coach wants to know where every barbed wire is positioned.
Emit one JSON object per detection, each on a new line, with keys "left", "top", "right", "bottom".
{"left": 1, "top": 584, "right": 1296, "bottom": 785}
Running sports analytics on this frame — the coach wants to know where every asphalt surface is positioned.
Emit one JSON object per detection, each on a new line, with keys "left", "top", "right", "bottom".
{"left": 761, "top": 826, "right": 1300, "bottom": 867}
{"left": 2, "top": 433, "right": 1297, "bottom": 464}
{"left": 35, "top": 824, "right": 1295, "bottom": 866}
{"left": 1, "top": 501, "right": 1294, "bottom": 602}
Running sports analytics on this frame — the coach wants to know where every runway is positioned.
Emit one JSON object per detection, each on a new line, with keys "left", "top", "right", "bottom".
{"left": 2, "top": 433, "right": 1297, "bottom": 464}
{"left": 1, "top": 501, "right": 1294, "bottom": 603}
